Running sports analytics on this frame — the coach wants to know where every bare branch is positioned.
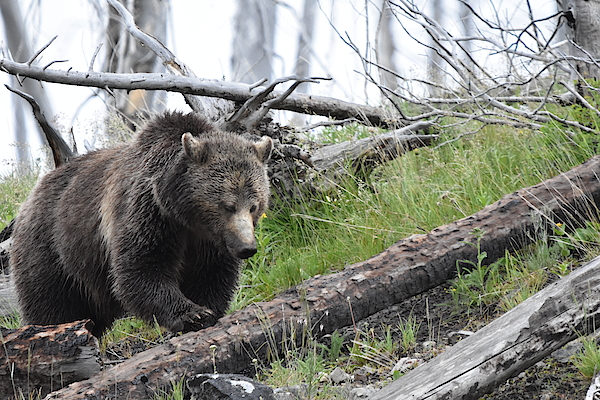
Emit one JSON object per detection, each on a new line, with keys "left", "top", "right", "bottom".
{"left": 88, "top": 42, "right": 103, "bottom": 72}
{"left": 0, "top": 58, "right": 398, "bottom": 127}
{"left": 299, "top": 118, "right": 359, "bottom": 131}
{"left": 26, "top": 35, "right": 57, "bottom": 66}
{"left": 106, "top": 0, "right": 233, "bottom": 120}
{"left": 226, "top": 75, "right": 331, "bottom": 131}
{"left": 5, "top": 85, "right": 75, "bottom": 167}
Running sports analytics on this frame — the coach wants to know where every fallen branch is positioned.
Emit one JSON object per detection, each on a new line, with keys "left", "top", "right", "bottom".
{"left": 0, "top": 320, "right": 99, "bottom": 399}
{"left": 45, "top": 155, "right": 600, "bottom": 399}
{"left": 0, "top": 58, "right": 397, "bottom": 127}
{"left": 310, "top": 120, "right": 436, "bottom": 177}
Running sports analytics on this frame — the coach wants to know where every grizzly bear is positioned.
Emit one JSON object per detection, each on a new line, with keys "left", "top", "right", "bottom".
{"left": 10, "top": 111, "right": 273, "bottom": 337}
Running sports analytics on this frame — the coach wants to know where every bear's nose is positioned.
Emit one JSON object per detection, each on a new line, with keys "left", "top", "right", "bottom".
{"left": 237, "top": 245, "right": 257, "bottom": 259}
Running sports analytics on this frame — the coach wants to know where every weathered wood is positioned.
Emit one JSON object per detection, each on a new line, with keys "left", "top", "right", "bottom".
{"left": 45, "top": 155, "right": 600, "bottom": 399}
{"left": 5, "top": 85, "right": 75, "bottom": 167}
{"left": 0, "top": 273, "right": 18, "bottom": 317}
{"left": 0, "top": 58, "right": 398, "bottom": 128}
{"left": 371, "top": 256, "right": 600, "bottom": 400}
{"left": 310, "top": 121, "right": 436, "bottom": 176}
{"left": 0, "top": 320, "right": 100, "bottom": 399}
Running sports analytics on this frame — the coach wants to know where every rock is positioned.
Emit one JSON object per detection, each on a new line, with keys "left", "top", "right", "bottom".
{"left": 273, "top": 384, "right": 308, "bottom": 400}
{"left": 353, "top": 366, "right": 375, "bottom": 384}
{"left": 329, "top": 367, "right": 352, "bottom": 384}
{"left": 422, "top": 341, "right": 436, "bottom": 350}
{"left": 552, "top": 341, "right": 584, "bottom": 363}
{"left": 188, "top": 374, "right": 276, "bottom": 400}
{"left": 391, "top": 357, "right": 423, "bottom": 374}
{"left": 349, "top": 386, "right": 377, "bottom": 400}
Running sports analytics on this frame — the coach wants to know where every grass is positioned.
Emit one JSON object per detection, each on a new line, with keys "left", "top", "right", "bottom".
{"left": 449, "top": 220, "right": 600, "bottom": 315}
{"left": 0, "top": 169, "right": 38, "bottom": 231}
{"left": 99, "top": 316, "right": 165, "bottom": 358}
{"left": 573, "top": 336, "right": 600, "bottom": 378}
{"left": 233, "top": 119, "right": 600, "bottom": 310}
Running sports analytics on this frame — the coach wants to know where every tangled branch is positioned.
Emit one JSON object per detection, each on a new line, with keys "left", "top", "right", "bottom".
{"left": 348, "top": 0, "right": 600, "bottom": 137}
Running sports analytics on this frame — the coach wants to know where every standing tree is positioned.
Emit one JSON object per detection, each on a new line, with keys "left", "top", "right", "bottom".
{"left": 231, "top": 0, "right": 277, "bottom": 83}
{"left": 376, "top": 0, "right": 400, "bottom": 93}
{"left": 427, "top": 0, "right": 444, "bottom": 97}
{"left": 291, "top": 0, "right": 317, "bottom": 125}
{"left": 562, "top": 0, "right": 600, "bottom": 84}
{"left": 104, "top": 0, "right": 170, "bottom": 127}
{"left": 0, "top": 0, "right": 54, "bottom": 169}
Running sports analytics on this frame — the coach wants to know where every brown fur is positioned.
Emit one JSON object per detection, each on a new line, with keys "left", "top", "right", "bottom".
{"left": 10, "top": 111, "right": 272, "bottom": 337}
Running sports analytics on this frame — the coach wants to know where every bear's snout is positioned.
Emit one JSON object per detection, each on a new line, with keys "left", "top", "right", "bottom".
{"left": 227, "top": 211, "right": 258, "bottom": 259}
{"left": 236, "top": 244, "right": 257, "bottom": 259}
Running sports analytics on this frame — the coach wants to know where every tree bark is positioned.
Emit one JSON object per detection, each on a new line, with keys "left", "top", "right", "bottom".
{"left": 105, "top": 0, "right": 169, "bottom": 125}
{"left": 563, "top": 0, "right": 600, "bottom": 81}
{"left": 371, "top": 255, "right": 600, "bottom": 400}
{"left": 0, "top": 320, "right": 100, "bottom": 399}
{"left": 45, "top": 155, "right": 600, "bottom": 399}
{"left": 231, "top": 0, "right": 276, "bottom": 83}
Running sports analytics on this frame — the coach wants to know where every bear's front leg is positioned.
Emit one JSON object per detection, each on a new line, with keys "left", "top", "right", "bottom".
{"left": 111, "top": 255, "right": 218, "bottom": 333}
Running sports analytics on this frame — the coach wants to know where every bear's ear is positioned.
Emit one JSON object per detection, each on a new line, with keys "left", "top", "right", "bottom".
{"left": 254, "top": 136, "right": 273, "bottom": 163}
{"left": 182, "top": 132, "right": 210, "bottom": 163}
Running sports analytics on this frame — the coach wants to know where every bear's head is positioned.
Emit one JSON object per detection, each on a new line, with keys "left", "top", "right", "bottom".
{"left": 155, "top": 130, "right": 273, "bottom": 259}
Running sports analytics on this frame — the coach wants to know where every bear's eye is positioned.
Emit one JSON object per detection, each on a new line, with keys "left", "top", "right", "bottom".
{"left": 222, "top": 204, "right": 236, "bottom": 213}
{"left": 249, "top": 205, "right": 257, "bottom": 213}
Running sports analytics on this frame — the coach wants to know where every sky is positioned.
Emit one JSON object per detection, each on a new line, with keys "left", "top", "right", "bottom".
{"left": 0, "top": 0, "right": 560, "bottom": 174}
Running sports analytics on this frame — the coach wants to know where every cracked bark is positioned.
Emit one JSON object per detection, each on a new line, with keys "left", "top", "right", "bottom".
{"left": 0, "top": 320, "right": 99, "bottom": 399}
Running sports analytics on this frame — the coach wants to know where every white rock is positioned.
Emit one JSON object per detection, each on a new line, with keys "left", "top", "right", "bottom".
{"left": 329, "top": 367, "right": 352, "bottom": 384}
{"left": 391, "top": 357, "right": 423, "bottom": 374}
{"left": 422, "top": 341, "right": 436, "bottom": 350}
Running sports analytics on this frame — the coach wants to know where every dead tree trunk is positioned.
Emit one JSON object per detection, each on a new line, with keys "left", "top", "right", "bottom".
{"left": 0, "top": 320, "right": 99, "bottom": 399}
{"left": 371, "top": 255, "right": 600, "bottom": 400}
{"left": 105, "top": 0, "right": 169, "bottom": 126}
{"left": 45, "top": 155, "right": 600, "bottom": 399}
{"left": 563, "top": 0, "right": 600, "bottom": 81}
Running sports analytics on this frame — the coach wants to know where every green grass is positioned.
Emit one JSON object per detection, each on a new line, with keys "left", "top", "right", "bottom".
{"left": 234, "top": 120, "right": 600, "bottom": 310}
{"left": 0, "top": 170, "right": 38, "bottom": 231}
{"left": 573, "top": 336, "right": 600, "bottom": 378}
{"left": 450, "top": 220, "right": 600, "bottom": 314}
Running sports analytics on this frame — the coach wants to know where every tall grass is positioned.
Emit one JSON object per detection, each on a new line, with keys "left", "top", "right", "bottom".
{"left": 0, "top": 170, "right": 38, "bottom": 231}
{"left": 233, "top": 122, "right": 600, "bottom": 310}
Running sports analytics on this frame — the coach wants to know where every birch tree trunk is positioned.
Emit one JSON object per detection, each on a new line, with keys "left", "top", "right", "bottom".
{"left": 105, "top": 0, "right": 169, "bottom": 126}
{"left": 0, "top": 0, "right": 54, "bottom": 169}
{"left": 563, "top": 0, "right": 600, "bottom": 81}
{"left": 231, "top": 0, "right": 277, "bottom": 83}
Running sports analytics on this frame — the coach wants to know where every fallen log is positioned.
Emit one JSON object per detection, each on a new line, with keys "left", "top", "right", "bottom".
{"left": 0, "top": 320, "right": 100, "bottom": 399}
{"left": 371, "top": 255, "right": 600, "bottom": 400}
{"left": 310, "top": 121, "right": 436, "bottom": 179}
{"left": 44, "top": 155, "right": 600, "bottom": 399}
